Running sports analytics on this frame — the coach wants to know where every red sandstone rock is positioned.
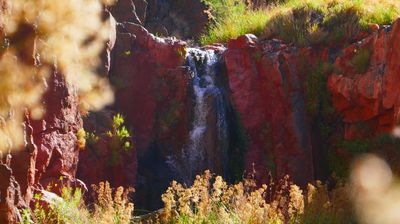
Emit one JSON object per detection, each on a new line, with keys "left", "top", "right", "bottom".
{"left": 328, "top": 19, "right": 400, "bottom": 139}
{"left": 29, "top": 71, "right": 83, "bottom": 188}
{"left": 224, "top": 35, "right": 315, "bottom": 185}
{"left": 111, "top": 0, "right": 209, "bottom": 39}
{"left": 110, "top": 22, "right": 190, "bottom": 154}
{"left": 78, "top": 22, "right": 191, "bottom": 209}
{"left": 0, "top": 164, "right": 28, "bottom": 224}
{"left": 1, "top": 70, "right": 84, "bottom": 222}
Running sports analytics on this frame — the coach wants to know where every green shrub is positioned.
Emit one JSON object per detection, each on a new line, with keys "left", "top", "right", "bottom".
{"left": 107, "top": 114, "right": 132, "bottom": 166}
{"left": 84, "top": 113, "right": 133, "bottom": 166}
{"left": 351, "top": 48, "right": 371, "bottom": 74}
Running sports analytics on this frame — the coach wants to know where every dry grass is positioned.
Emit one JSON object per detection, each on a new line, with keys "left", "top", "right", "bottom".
{"left": 21, "top": 154, "right": 400, "bottom": 223}
{"left": 200, "top": 0, "right": 400, "bottom": 46}
{"left": 160, "top": 170, "right": 353, "bottom": 224}
{"left": 23, "top": 182, "right": 134, "bottom": 224}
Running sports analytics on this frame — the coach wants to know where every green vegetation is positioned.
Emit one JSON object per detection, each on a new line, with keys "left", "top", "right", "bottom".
{"left": 200, "top": 0, "right": 268, "bottom": 45}
{"left": 22, "top": 182, "right": 133, "bottom": 224}
{"left": 107, "top": 114, "right": 133, "bottom": 165}
{"left": 76, "top": 128, "right": 87, "bottom": 150}
{"left": 305, "top": 62, "right": 334, "bottom": 117}
{"left": 330, "top": 133, "right": 400, "bottom": 178}
{"left": 200, "top": 0, "right": 400, "bottom": 46}
{"left": 176, "top": 48, "right": 187, "bottom": 60}
{"left": 84, "top": 113, "right": 133, "bottom": 166}
{"left": 351, "top": 48, "right": 372, "bottom": 74}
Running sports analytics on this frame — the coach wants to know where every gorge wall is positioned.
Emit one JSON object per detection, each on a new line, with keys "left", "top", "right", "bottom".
{"left": 90, "top": 7, "right": 400, "bottom": 209}
{"left": 2, "top": 0, "right": 400, "bottom": 220}
{"left": 0, "top": 71, "right": 84, "bottom": 223}
{"left": 110, "top": 0, "right": 209, "bottom": 39}
{"left": 84, "top": 1, "right": 400, "bottom": 209}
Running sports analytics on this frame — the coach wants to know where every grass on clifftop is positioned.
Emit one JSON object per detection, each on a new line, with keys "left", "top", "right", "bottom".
{"left": 199, "top": 0, "right": 400, "bottom": 46}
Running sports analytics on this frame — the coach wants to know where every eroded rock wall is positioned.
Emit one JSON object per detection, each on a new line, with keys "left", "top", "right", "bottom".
{"left": 328, "top": 19, "right": 400, "bottom": 139}
{"left": 111, "top": 0, "right": 209, "bottom": 39}
{"left": 107, "top": 22, "right": 192, "bottom": 209}
{"left": 224, "top": 35, "right": 316, "bottom": 185}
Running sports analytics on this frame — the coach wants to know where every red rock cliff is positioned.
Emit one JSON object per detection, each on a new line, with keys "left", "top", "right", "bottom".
{"left": 224, "top": 35, "right": 316, "bottom": 185}
{"left": 328, "top": 19, "right": 400, "bottom": 139}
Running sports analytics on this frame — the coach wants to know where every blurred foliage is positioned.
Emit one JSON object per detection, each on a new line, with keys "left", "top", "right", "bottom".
{"left": 0, "top": 0, "right": 115, "bottom": 153}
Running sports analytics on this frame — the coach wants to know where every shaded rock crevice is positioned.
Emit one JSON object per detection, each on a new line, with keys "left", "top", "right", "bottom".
{"left": 110, "top": 0, "right": 209, "bottom": 40}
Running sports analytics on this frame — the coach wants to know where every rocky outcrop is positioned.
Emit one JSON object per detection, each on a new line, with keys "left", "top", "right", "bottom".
{"left": 111, "top": 0, "right": 210, "bottom": 39}
{"left": 110, "top": 0, "right": 144, "bottom": 24}
{"left": 0, "top": 70, "right": 82, "bottom": 222}
{"left": 144, "top": 0, "right": 209, "bottom": 39}
{"left": 101, "top": 22, "right": 191, "bottom": 209}
{"left": 0, "top": 164, "right": 27, "bottom": 224}
{"left": 328, "top": 19, "right": 400, "bottom": 139}
{"left": 223, "top": 35, "right": 315, "bottom": 185}
{"left": 28, "top": 71, "right": 83, "bottom": 190}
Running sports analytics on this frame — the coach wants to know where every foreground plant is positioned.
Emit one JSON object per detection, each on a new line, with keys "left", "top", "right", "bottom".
{"left": 161, "top": 170, "right": 354, "bottom": 224}
{"left": 0, "top": 0, "right": 115, "bottom": 153}
{"left": 22, "top": 182, "right": 134, "bottom": 224}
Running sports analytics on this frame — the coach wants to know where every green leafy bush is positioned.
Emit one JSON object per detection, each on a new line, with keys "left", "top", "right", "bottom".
{"left": 84, "top": 113, "right": 133, "bottom": 166}
{"left": 107, "top": 114, "right": 133, "bottom": 165}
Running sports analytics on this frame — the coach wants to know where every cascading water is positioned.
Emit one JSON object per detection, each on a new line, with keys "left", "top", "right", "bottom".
{"left": 167, "top": 48, "right": 229, "bottom": 184}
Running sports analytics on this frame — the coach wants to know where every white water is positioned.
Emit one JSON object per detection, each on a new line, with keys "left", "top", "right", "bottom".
{"left": 167, "top": 48, "right": 228, "bottom": 184}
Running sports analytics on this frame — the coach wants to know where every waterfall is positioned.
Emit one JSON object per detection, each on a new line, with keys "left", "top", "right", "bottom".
{"left": 167, "top": 48, "right": 229, "bottom": 184}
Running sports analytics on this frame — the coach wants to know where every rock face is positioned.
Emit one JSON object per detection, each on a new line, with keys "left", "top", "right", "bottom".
{"left": 111, "top": 0, "right": 209, "bottom": 39}
{"left": 0, "top": 70, "right": 84, "bottom": 221}
{"left": 77, "top": 13, "right": 138, "bottom": 191}
{"left": 29, "top": 71, "right": 83, "bottom": 189}
{"left": 223, "top": 35, "right": 315, "bottom": 185}
{"left": 328, "top": 19, "right": 400, "bottom": 139}
{"left": 0, "top": 0, "right": 83, "bottom": 220}
{"left": 11, "top": 71, "right": 83, "bottom": 195}
{"left": 1, "top": 12, "right": 85, "bottom": 213}
{"left": 2, "top": 1, "right": 400, "bottom": 217}
{"left": 144, "top": 0, "right": 209, "bottom": 39}
{"left": 0, "top": 164, "right": 27, "bottom": 224}
{"left": 107, "top": 22, "right": 192, "bottom": 209}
